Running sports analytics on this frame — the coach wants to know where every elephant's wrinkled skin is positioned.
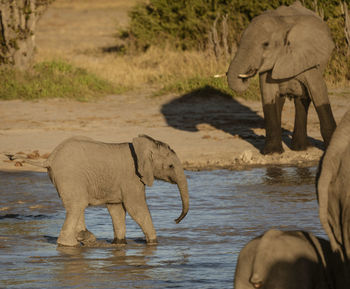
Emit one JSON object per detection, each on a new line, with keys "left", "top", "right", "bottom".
{"left": 227, "top": 1, "right": 336, "bottom": 154}
{"left": 234, "top": 229, "right": 347, "bottom": 289}
{"left": 317, "top": 109, "right": 350, "bottom": 262}
{"left": 41, "top": 135, "right": 189, "bottom": 247}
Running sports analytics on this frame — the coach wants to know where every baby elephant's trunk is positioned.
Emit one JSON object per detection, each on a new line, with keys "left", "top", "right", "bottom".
{"left": 174, "top": 173, "right": 189, "bottom": 224}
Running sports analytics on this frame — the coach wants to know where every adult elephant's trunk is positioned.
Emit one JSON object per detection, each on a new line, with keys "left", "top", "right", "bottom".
{"left": 174, "top": 171, "right": 189, "bottom": 224}
{"left": 227, "top": 57, "right": 249, "bottom": 92}
{"left": 227, "top": 40, "right": 261, "bottom": 92}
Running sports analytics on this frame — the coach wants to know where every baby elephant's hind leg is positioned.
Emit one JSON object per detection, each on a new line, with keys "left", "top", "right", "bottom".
{"left": 75, "top": 210, "right": 96, "bottom": 245}
{"left": 57, "top": 185, "right": 88, "bottom": 247}
{"left": 58, "top": 204, "right": 85, "bottom": 247}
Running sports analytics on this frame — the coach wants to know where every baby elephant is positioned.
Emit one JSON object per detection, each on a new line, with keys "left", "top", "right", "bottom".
{"left": 37, "top": 135, "right": 189, "bottom": 246}
{"left": 234, "top": 229, "right": 347, "bottom": 289}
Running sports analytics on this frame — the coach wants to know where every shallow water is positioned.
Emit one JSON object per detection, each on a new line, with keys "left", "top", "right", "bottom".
{"left": 0, "top": 166, "right": 324, "bottom": 288}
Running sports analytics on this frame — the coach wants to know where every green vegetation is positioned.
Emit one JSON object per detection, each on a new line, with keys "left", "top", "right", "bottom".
{"left": 122, "top": 0, "right": 350, "bottom": 54}
{"left": 121, "top": 0, "right": 294, "bottom": 51}
{"left": 0, "top": 60, "right": 123, "bottom": 101}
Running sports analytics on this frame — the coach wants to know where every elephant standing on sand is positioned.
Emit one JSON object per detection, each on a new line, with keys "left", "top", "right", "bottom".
{"left": 234, "top": 229, "right": 348, "bottom": 289}
{"left": 317, "top": 109, "right": 350, "bottom": 262}
{"left": 26, "top": 135, "right": 189, "bottom": 247}
{"left": 227, "top": 1, "right": 336, "bottom": 154}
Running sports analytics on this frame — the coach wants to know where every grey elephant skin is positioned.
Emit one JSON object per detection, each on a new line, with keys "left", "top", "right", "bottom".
{"left": 38, "top": 135, "right": 189, "bottom": 247}
{"left": 317, "top": 108, "right": 350, "bottom": 263}
{"left": 227, "top": 1, "right": 336, "bottom": 154}
{"left": 234, "top": 229, "right": 347, "bottom": 289}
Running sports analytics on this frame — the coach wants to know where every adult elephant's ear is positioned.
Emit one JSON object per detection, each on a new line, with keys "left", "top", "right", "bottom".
{"left": 272, "top": 17, "right": 334, "bottom": 80}
{"left": 132, "top": 136, "right": 154, "bottom": 186}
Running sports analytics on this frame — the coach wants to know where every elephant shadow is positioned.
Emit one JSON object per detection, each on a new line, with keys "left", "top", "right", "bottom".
{"left": 161, "top": 86, "right": 265, "bottom": 151}
{"left": 161, "top": 86, "right": 324, "bottom": 152}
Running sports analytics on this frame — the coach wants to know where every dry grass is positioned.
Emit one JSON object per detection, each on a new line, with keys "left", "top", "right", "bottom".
{"left": 38, "top": 46, "right": 229, "bottom": 92}
{"left": 84, "top": 48, "right": 226, "bottom": 90}
{"left": 49, "top": 0, "right": 136, "bottom": 10}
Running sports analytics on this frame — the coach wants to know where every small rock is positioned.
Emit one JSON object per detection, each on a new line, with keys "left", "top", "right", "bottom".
{"left": 41, "top": 153, "right": 50, "bottom": 159}
{"left": 27, "top": 150, "right": 40, "bottom": 159}
{"left": 241, "top": 150, "right": 253, "bottom": 163}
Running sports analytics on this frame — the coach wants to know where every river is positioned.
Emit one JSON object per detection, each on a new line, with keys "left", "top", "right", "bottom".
{"left": 0, "top": 166, "right": 324, "bottom": 288}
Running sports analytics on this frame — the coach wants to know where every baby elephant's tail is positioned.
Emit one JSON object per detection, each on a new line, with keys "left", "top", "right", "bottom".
{"left": 5, "top": 154, "right": 50, "bottom": 168}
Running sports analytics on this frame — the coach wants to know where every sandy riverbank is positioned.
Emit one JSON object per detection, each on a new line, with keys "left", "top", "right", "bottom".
{"left": 1, "top": 89, "right": 349, "bottom": 172}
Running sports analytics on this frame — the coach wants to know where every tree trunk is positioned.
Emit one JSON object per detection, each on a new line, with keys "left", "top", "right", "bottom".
{"left": 342, "top": 2, "right": 350, "bottom": 53}
{"left": 0, "top": 0, "right": 52, "bottom": 70}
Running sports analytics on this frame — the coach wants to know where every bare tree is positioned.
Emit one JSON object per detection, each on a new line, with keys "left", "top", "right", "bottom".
{"left": 208, "top": 14, "right": 235, "bottom": 61}
{"left": 0, "top": 0, "right": 53, "bottom": 70}
{"left": 341, "top": 1, "right": 350, "bottom": 53}
{"left": 312, "top": 0, "right": 324, "bottom": 20}
{"left": 208, "top": 14, "right": 221, "bottom": 59}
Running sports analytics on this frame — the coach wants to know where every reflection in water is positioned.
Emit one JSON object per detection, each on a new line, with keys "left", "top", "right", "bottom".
{"left": 55, "top": 245, "right": 159, "bottom": 288}
{"left": 0, "top": 167, "right": 324, "bottom": 288}
{"left": 264, "top": 166, "right": 316, "bottom": 185}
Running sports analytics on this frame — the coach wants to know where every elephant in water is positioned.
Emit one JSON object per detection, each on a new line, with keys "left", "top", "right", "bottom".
{"left": 27, "top": 135, "right": 189, "bottom": 247}
{"left": 317, "top": 109, "right": 350, "bottom": 262}
{"left": 234, "top": 229, "right": 348, "bottom": 289}
{"left": 227, "top": 1, "right": 336, "bottom": 154}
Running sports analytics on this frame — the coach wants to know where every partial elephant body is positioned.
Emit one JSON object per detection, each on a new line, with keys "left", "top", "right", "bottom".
{"left": 234, "top": 229, "right": 347, "bottom": 289}
{"left": 41, "top": 135, "right": 189, "bottom": 247}
{"left": 48, "top": 138, "right": 137, "bottom": 206}
{"left": 317, "top": 109, "right": 350, "bottom": 262}
{"left": 227, "top": 1, "right": 336, "bottom": 154}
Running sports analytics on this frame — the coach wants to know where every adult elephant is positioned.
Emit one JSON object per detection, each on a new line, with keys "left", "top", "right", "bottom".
{"left": 317, "top": 109, "right": 350, "bottom": 262}
{"left": 227, "top": 1, "right": 336, "bottom": 154}
{"left": 234, "top": 229, "right": 348, "bottom": 289}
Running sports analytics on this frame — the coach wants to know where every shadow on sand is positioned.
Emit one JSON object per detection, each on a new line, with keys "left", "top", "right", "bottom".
{"left": 161, "top": 86, "right": 265, "bottom": 151}
{"left": 161, "top": 86, "right": 324, "bottom": 152}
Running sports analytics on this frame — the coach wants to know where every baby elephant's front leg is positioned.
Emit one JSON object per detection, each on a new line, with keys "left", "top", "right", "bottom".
{"left": 124, "top": 198, "right": 157, "bottom": 245}
{"left": 107, "top": 203, "right": 127, "bottom": 245}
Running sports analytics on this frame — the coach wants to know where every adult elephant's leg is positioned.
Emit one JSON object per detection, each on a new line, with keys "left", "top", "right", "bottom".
{"left": 75, "top": 210, "right": 96, "bottom": 244}
{"left": 123, "top": 193, "right": 157, "bottom": 244}
{"left": 292, "top": 97, "right": 311, "bottom": 150}
{"left": 107, "top": 203, "right": 127, "bottom": 244}
{"left": 304, "top": 69, "right": 336, "bottom": 147}
{"left": 260, "top": 72, "right": 283, "bottom": 154}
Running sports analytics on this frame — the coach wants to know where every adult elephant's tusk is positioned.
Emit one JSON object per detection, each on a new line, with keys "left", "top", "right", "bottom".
{"left": 238, "top": 69, "right": 257, "bottom": 79}
{"left": 213, "top": 73, "right": 226, "bottom": 78}
{"left": 238, "top": 73, "right": 251, "bottom": 78}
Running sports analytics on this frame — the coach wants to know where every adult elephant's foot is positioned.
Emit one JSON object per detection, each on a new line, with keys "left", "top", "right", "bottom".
{"left": 76, "top": 230, "right": 96, "bottom": 245}
{"left": 57, "top": 234, "right": 80, "bottom": 247}
{"left": 112, "top": 238, "right": 127, "bottom": 245}
{"left": 291, "top": 138, "right": 312, "bottom": 151}
{"left": 261, "top": 141, "right": 284, "bottom": 155}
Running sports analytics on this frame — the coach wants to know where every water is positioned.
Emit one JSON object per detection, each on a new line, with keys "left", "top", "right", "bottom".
{"left": 0, "top": 167, "right": 325, "bottom": 289}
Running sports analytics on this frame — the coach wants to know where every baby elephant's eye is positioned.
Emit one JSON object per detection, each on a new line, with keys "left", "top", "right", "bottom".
{"left": 169, "top": 164, "right": 174, "bottom": 169}
{"left": 262, "top": 41, "right": 269, "bottom": 48}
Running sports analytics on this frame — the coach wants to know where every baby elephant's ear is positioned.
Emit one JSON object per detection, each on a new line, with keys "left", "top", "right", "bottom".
{"left": 132, "top": 136, "right": 154, "bottom": 187}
